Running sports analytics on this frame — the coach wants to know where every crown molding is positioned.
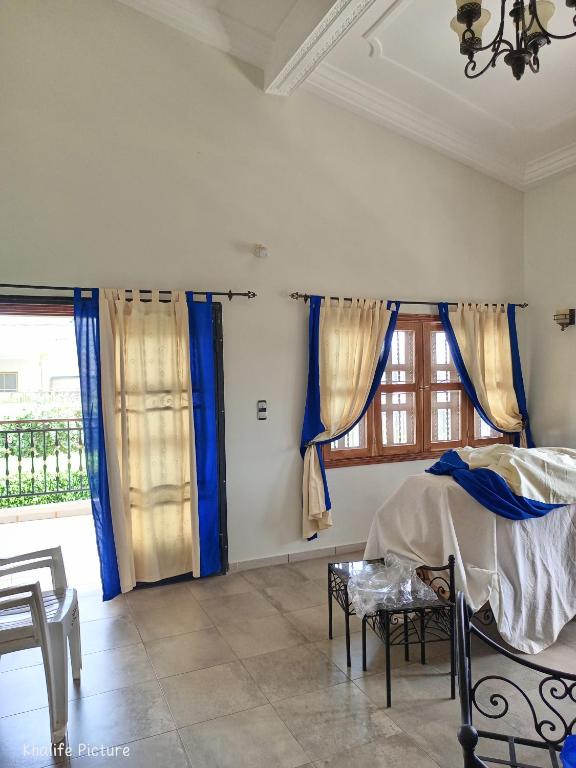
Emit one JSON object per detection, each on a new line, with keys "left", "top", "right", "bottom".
{"left": 116, "top": 0, "right": 273, "bottom": 69}
{"left": 305, "top": 63, "right": 525, "bottom": 189}
{"left": 265, "top": 0, "right": 379, "bottom": 96}
{"left": 524, "top": 143, "right": 576, "bottom": 187}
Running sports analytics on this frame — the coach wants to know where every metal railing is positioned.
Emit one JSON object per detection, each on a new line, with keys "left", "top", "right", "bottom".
{"left": 0, "top": 418, "right": 90, "bottom": 504}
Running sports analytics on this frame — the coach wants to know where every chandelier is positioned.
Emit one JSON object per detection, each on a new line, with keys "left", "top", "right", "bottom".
{"left": 451, "top": 0, "right": 576, "bottom": 80}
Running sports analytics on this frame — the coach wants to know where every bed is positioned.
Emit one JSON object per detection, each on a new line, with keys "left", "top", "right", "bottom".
{"left": 364, "top": 472, "right": 576, "bottom": 654}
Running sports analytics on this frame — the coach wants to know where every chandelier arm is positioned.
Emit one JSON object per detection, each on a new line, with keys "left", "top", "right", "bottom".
{"left": 464, "top": 45, "right": 512, "bottom": 79}
{"left": 535, "top": 26, "right": 576, "bottom": 41}
{"left": 530, "top": 1, "right": 576, "bottom": 40}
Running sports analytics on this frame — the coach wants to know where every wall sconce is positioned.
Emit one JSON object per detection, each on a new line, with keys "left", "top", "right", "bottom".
{"left": 554, "top": 308, "right": 575, "bottom": 331}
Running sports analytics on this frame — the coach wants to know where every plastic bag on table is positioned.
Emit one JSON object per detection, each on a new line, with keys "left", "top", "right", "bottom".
{"left": 348, "top": 553, "right": 437, "bottom": 616}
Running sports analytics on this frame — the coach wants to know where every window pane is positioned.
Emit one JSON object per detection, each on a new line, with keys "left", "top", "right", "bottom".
{"left": 430, "top": 331, "right": 460, "bottom": 384}
{"left": 0, "top": 373, "right": 17, "bottom": 392}
{"left": 431, "top": 390, "right": 461, "bottom": 443}
{"left": 381, "top": 391, "right": 416, "bottom": 446}
{"left": 382, "top": 330, "right": 415, "bottom": 384}
{"left": 474, "top": 410, "right": 502, "bottom": 440}
{"left": 331, "top": 417, "right": 367, "bottom": 451}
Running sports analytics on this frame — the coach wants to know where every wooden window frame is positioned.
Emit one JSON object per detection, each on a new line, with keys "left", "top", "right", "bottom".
{"left": 324, "top": 314, "right": 510, "bottom": 469}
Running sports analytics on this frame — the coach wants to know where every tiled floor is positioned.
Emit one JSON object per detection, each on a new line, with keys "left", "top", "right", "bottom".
{"left": 1, "top": 550, "right": 576, "bottom": 768}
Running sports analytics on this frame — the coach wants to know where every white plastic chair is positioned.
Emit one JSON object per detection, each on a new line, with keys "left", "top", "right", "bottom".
{"left": 0, "top": 547, "right": 81, "bottom": 745}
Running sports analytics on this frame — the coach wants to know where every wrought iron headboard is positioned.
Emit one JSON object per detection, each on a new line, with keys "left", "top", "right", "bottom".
{"left": 456, "top": 592, "right": 576, "bottom": 768}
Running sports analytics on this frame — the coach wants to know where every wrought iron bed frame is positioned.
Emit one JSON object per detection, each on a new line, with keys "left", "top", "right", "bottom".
{"left": 456, "top": 592, "right": 576, "bottom": 768}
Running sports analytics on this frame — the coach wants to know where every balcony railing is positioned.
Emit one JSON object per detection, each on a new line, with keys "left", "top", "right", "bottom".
{"left": 0, "top": 418, "right": 90, "bottom": 507}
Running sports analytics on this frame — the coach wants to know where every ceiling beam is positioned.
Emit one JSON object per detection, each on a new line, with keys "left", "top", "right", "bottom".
{"left": 265, "top": 0, "right": 379, "bottom": 96}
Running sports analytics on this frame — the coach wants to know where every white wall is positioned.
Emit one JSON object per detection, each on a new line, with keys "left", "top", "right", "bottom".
{"left": 524, "top": 170, "right": 576, "bottom": 448}
{"left": 0, "top": 0, "right": 524, "bottom": 563}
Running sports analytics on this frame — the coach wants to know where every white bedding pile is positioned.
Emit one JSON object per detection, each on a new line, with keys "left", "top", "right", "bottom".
{"left": 364, "top": 473, "right": 576, "bottom": 653}
{"left": 457, "top": 443, "right": 576, "bottom": 504}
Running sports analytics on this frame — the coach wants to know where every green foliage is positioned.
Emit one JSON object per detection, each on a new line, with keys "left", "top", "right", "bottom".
{"left": 0, "top": 470, "right": 89, "bottom": 508}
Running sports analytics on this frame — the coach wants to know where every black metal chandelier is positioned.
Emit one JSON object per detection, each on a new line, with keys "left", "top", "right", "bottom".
{"left": 451, "top": 0, "right": 576, "bottom": 80}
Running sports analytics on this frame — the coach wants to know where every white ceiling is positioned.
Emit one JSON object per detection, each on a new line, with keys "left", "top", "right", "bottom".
{"left": 117, "top": 0, "right": 576, "bottom": 188}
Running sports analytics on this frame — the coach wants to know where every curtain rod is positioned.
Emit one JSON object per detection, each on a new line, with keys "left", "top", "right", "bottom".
{"left": 0, "top": 283, "right": 257, "bottom": 301}
{"left": 289, "top": 292, "right": 528, "bottom": 308}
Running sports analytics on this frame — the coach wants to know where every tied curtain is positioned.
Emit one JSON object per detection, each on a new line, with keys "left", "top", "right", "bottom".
{"left": 300, "top": 296, "right": 399, "bottom": 539}
{"left": 74, "top": 289, "right": 222, "bottom": 600}
{"left": 438, "top": 302, "right": 534, "bottom": 448}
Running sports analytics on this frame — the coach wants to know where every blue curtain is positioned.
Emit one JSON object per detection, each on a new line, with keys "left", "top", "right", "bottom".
{"left": 300, "top": 297, "right": 400, "bottom": 524}
{"left": 187, "top": 293, "right": 221, "bottom": 577}
{"left": 438, "top": 303, "right": 534, "bottom": 448}
{"left": 74, "top": 289, "right": 121, "bottom": 601}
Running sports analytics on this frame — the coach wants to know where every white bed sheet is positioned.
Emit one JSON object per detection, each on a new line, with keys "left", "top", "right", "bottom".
{"left": 363, "top": 473, "right": 576, "bottom": 654}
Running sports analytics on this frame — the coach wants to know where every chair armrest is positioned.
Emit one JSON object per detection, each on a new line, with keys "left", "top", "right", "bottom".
{"left": 0, "top": 547, "right": 67, "bottom": 590}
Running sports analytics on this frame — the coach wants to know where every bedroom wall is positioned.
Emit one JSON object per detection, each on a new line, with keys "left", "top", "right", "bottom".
{"left": 524, "top": 170, "right": 576, "bottom": 448}
{"left": 0, "top": 0, "right": 524, "bottom": 564}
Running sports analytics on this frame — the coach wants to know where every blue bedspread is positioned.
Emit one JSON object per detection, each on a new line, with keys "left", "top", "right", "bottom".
{"left": 426, "top": 450, "right": 564, "bottom": 521}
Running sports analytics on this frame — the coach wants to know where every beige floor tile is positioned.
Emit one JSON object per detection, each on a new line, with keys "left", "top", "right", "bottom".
{"left": 67, "top": 680, "right": 175, "bottom": 757}
{"left": 0, "top": 645, "right": 43, "bottom": 673}
{"left": 272, "top": 681, "right": 400, "bottom": 761}
{"left": 284, "top": 604, "right": 362, "bottom": 643}
{"left": 354, "top": 662, "right": 454, "bottom": 709}
{"left": 243, "top": 644, "right": 347, "bottom": 702}
{"left": 0, "top": 643, "right": 154, "bottom": 719}
{"left": 0, "top": 664, "right": 50, "bottom": 719}
{"left": 312, "top": 632, "right": 407, "bottom": 680}
{"left": 67, "top": 731, "right": 190, "bottom": 767}
{"left": 241, "top": 564, "right": 309, "bottom": 591}
{"left": 186, "top": 573, "right": 256, "bottom": 601}
{"left": 289, "top": 558, "right": 337, "bottom": 582}
{"left": 0, "top": 663, "right": 65, "bottom": 719}
{"left": 72, "top": 643, "right": 156, "bottom": 698}
{"left": 77, "top": 592, "right": 128, "bottom": 623}
{"left": 199, "top": 591, "right": 279, "bottom": 625}
{"left": 80, "top": 616, "right": 141, "bottom": 654}
{"left": 523, "top": 639, "right": 576, "bottom": 675}
{"left": 179, "top": 704, "right": 309, "bottom": 768}
{"left": 216, "top": 615, "right": 306, "bottom": 659}
{"left": 312, "top": 732, "right": 441, "bottom": 768}
{"left": 145, "top": 628, "right": 236, "bottom": 678}
{"left": 0, "top": 706, "right": 66, "bottom": 768}
{"left": 160, "top": 661, "right": 267, "bottom": 728}
{"left": 381, "top": 698, "right": 463, "bottom": 768}
{"left": 263, "top": 582, "right": 327, "bottom": 614}
{"left": 130, "top": 600, "right": 213, "bottom": 642}
{"left": 125, "top": 583, "right": 196, "bottom": 611}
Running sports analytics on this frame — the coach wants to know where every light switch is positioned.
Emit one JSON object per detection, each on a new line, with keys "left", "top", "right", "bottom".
{"left": 257, "top": 400, "right": 267, "bottom": 420}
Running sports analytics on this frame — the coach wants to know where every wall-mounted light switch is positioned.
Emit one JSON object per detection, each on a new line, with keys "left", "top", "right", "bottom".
{"left": 257, "top": 400, "right": 267, "bottom": 420}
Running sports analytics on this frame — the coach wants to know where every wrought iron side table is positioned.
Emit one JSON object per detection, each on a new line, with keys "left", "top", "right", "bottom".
{"left": 328, "top": 556, "right": 456, "bottom": 708}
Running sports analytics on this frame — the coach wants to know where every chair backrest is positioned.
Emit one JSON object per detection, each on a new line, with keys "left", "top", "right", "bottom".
{"left": 456, "top": 592, "right": 576, "bottom": 767}
{"left": 0, "top": 547, "right": 68, "bottom": 591}
{"left": 0, "top": 581, "right": 51, "bottom": 654}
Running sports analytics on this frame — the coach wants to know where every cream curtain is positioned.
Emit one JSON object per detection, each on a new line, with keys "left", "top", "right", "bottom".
{"left": 449, "top": 303, "right": 524, "bottom": 440}
{"left": 99, "top": 289, "right": 199, "bottom": 590}
{"left": 302, "top": 297, "right": 392, "bottom": 539}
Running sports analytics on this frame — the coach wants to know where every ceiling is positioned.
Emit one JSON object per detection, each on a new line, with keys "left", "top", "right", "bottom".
{"left": 117, "top": 0, "right": 576, "bottom": 189}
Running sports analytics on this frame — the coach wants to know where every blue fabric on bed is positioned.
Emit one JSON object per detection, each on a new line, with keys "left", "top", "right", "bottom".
{"left": 426, "top": 450, "right": 563, "bottom": 520}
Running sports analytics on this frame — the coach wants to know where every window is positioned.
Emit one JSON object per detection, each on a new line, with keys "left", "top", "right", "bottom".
{"left": 324, "top": 315, "right": 509, "bottom": 467}
{"left": 0, "top": 372, "right": 18, "bottom": 392}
